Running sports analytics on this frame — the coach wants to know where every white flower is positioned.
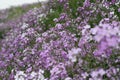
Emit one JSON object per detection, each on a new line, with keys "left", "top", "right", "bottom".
{"left": 90, "top": 27, "right": 98, "bottom": 35}
{"left": 29, "top": 69, "right": 45, "bottom": 80}
{"left": 82, "top": 25, "right": 90, "bottom": 35}
{"left": 65, "top": 77, "right": 72, "bottom": 80}
{"left": 21, "top": 33, "right": 27, "bottom": 38}
{"left": 14, "top": 71, "right": 27, "bottom": 80}
{"left": 82, "top": 29, "right": 86, "bottom": 35}
{"left": 14, "top": 69, "right": 45, "bottom": 80}
{"left": 21, "top": 23, "right": 29, "bottom": 29}
{"left": 38, "top": 13, "right": 46, "bottom": 18}
{"left": 98, "top": 69, "right": 106, "bottom": 76}
{"left": 81, "top": 72, "right": 89, "bottom": 79}
{"left": 37, "top": 69, "right": 45, "bottom": 80}
{"left": 91, "top": 71, "right": 99, "bottom": 78}
{"left": 71, "top": 48, "right": 81, "bottom": 54}
{"left": 39, "top": 69, "right": 44, "bottom": 74}
{"left": 110, "top": 12, "right": 114, "bottom": 15}
{"left": 27, "top": 28, "right": 35, "bottom": 35}
{"left": 30, "top": 71, "right": 37, "bottom": 79}
{"left": 84, "top": 25, "right": 90, "bottom": 29}
{"left": 68, "top": 48, "right": 81, "bottom": 62}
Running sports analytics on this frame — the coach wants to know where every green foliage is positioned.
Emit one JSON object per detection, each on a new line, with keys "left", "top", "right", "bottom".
{"left": 0, "top": 31, "right": 4, "bottom": 39}
{"left": 82, "top": 54, "right": 109, "bottom": 71}
{"left": 89, "top": 13, "right": 103, "bottom": 27}
{"left": 90, "top": 0, "right": 96, "bottom": 3}
{"left": 69, "top": 0, "right": 80, "bottom": 18}
{"left": 7, "top": 3, "right": 41, "bottom": 21}
{"left": 44, "top": 70, "right": 50, "bottom": 78}
{"left": 42, "top": 10, "right": 60, "bottom": 31}
{"left": 112, "top": 5, "right": 120, "bottom": 20}
{"left": 41, "top": 2, "right": 63, "bottom": 31}
{"left": 7, "top": 66, "right": 13, "bottom": 74}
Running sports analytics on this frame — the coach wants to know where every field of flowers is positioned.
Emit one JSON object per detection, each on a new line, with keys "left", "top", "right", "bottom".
{"left": 0, "top": 0, "right": 120, "bottom": 80}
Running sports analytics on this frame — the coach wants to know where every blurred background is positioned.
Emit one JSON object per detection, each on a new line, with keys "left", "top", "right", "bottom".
{"left": 0, "top": 0, "right": 47, "bottom": 39}
{"left": 0, "top": 0, "right": 47, "bottom": 10}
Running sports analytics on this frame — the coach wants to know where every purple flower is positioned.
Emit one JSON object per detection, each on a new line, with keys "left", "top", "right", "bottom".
{"left": 118, "top": 8, "right": 120, "bottom": 12}
{"left": 50, "top": 63, "right": 67, "bottom": 80}
{"left": 83, "top": 0, "right": 91, "bottom": 7}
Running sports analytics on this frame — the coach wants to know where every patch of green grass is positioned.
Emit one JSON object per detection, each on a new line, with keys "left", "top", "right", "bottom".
{"left": 44, "top": 70, "right": 50, "bottom": 78}
{"left": 0, "top": 31, "right": 4, "bottom": 39}
{"left": 7, "top": 3, "right": 41, "bottom": 21}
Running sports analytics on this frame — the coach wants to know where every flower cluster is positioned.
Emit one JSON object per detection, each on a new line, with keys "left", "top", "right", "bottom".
{"left": 91, "top": 18, "right": 120, "bottom": 56}
{"left": 0, "top": 0, "right": 120, "bottom": 80}
{"left": 14, "top": 69, "right": 45, "bottom": 80}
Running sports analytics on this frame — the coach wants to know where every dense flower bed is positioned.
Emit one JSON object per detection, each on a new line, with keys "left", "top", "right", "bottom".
{"left": 0, "top": 0, "right": 120, "bottom": 80}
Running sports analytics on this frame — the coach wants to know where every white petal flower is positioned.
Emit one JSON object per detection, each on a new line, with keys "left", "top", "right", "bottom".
{"left": 84, "top": 25, "right": 90, "bottom": 29}
{"left": 65, "top": 77, "right": 72, "bottom": 80}
{"left": 21, "top": 23, "right": 29, "bottom": 29}
{"left": 91, "top": 71, "right": 99, "bottom": 78}
{"left": 68, "top": 48, "right": 81, "bottom": 62}
{"left": 14, "top": 71, "right": 27, "bottom": 80}
{"left": 98, "top": 69, "right": 106, "bottom": 76}
{"left": 37, "top": 69, "right": 45, "bottom": 80}
{"left": 30, "top": 71, "right": 37, "bottom": 78}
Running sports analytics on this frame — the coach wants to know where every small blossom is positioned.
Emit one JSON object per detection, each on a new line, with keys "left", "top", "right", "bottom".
{"left": 65, "top": 77, "right": 72, "bottom": 80}
{"left": 14, "top": 71, "right": 27, "bottom": 80}
{"left": 68, "top": 48, "right": 81, "bottom": 62}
